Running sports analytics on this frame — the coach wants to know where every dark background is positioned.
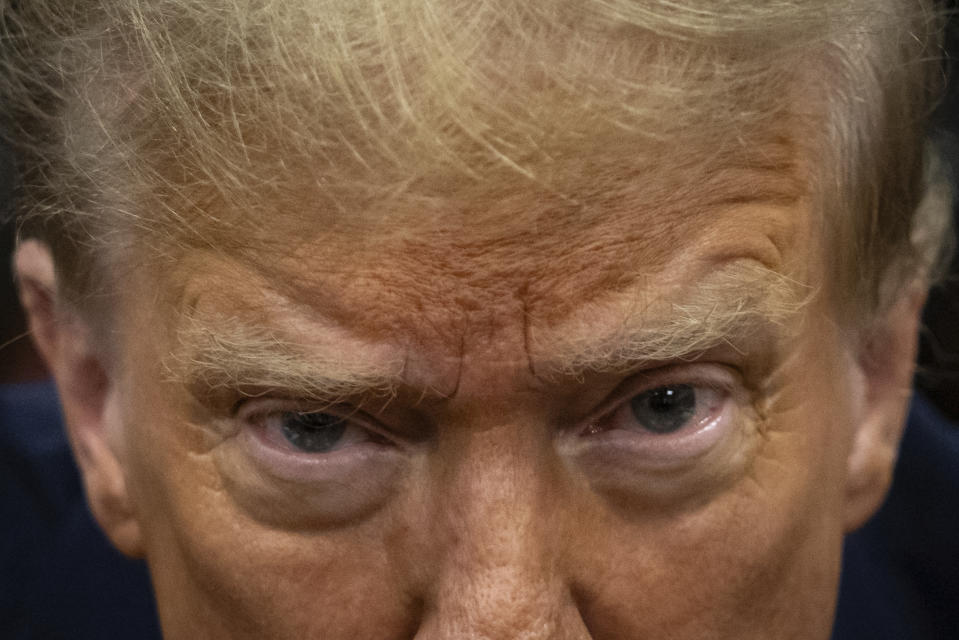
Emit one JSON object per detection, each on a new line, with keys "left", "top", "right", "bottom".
{"left": 917, "top": 4, "right": 959, "bottom": 420}
{"left": 2, "top": 12, "right": 959, "bottom": 419}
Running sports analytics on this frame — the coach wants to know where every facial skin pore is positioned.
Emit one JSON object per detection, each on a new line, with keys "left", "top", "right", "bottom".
{"left": 17, "top": 120, "right": 899, "bottom": 640}
{"left": 6, "top": 49, "right": 926, "bottom": 632}
{"left": 0, "top": 0, "right": 941, "bottom": 634}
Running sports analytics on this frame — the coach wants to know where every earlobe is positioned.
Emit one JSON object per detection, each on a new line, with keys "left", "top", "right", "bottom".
{"left": 14, "top": 239, "right": 144, "bottom": 557}
{"left": 842, "top": 286, "right": 925, "bottom": 532}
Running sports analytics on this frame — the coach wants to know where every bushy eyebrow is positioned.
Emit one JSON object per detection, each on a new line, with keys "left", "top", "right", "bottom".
{"left": 534, "top": 261, "right": 811, "bottom": 378}
{"left": 164, "top": 316, "right": 407, "bottom": 405}
{"left": 164, "top": 261, "right": 811, "bottom": 403}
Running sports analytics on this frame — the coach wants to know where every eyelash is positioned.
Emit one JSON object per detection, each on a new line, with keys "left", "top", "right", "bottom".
{"left": 239, "top": 400, "right": 397, "bottom": 454}
{"left": 588, "top": 384, "right": 726, "bottom": 436}
{"left": 236, "top": 364, "right": 737, "bottom": 459}
{"left": 595, "top": 362, "right": 733, "bottom": 416}
{"left": 569, "top": 365, "right": 738, "bottom": 464}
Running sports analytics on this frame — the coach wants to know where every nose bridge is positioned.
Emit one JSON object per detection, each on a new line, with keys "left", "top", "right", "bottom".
{"left": 417, "top": 431, "right": 590, "bottom": 640}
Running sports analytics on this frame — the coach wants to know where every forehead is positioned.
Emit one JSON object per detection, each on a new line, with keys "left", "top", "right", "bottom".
{"left": 106, "top": 0, "right": 831, "bottom": 352}
{"left": 152, "top": 129, "right": 815, "bottom": 382}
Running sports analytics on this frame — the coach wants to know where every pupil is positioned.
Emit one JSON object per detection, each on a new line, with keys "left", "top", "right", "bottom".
{"left": 280, "top": 412, "right": 348, "bottom": 453}
{"left": 630, "top": 385, "right": 696, "bottom": 433}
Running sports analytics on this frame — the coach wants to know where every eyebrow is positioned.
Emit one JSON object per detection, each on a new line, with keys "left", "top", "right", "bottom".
{"left": 165, "top": 261, "right": 810, "bottom": 404}
{"left": 533, "top": 260, "right": 811, "bottom": 378}
{"left": 164, "top": 315, "right": 407, "bottom": 405}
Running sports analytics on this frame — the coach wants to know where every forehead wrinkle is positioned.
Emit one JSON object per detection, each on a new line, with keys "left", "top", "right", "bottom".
{"left": 155, "top": 248, "right": 481, "bottom": 402}
{"left": 152, "top": 137, "right": 811, "bottom": 396}
{"left": 356, "top": 195, "right": 800, "bottom": 336}
{"left": 533, "top": 260, "right": 812, "bottom": 378}
{"left": 156, "top": 253, "right": 810, "bottom": 409}
{"left": 159, "top": 264, "right": 412, "bottom": 404}
{"left": 160, "top": 126, "right": 809, "bottom": 349}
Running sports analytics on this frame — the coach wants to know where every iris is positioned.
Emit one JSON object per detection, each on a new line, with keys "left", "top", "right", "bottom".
{"left": 629, "top": 385, "right": 697, "bottom": 434}
{"left": 280, "top": 412, "right": 349, "bottom": 452}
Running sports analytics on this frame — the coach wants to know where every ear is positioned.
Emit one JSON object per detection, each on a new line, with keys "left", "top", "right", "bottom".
{"left": 842, "top": 285, "right": 925, "bottom": 532}
{"left": 14, "top": 239, "right": 144, "bottom": 556}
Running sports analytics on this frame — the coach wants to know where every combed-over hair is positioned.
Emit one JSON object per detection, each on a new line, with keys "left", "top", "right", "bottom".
{"left": 0, "top": 0, "right": 951, "bottom": 321}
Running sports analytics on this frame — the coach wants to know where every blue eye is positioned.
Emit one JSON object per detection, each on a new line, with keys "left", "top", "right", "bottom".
{"left": 629, "top": 385, "right": 697, "bottom": 434}
{"left": 279, "top": 412, "right": 349, "bottom": 453}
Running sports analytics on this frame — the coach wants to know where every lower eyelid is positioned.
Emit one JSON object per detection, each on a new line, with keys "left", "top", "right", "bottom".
{"left": 214, "top": 426, "right": 408, "bottom": 527}
{"left": 608, "top": 410, "right": 725, "bottom": 459}
{"left": 572, "top": 390, "right": 735, "bottom": 465}
{"left": 563, "top": 390, "right": 764, "bottom": 511}
{"left": 238, "top": 421, "right": 404, "bottom": 482}
{"left": 592, "top": 384, "right": 726, "bottom": 435}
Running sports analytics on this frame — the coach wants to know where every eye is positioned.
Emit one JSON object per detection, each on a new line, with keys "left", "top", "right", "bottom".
{"left": 251, "top": 406, "right": 392, "bottom": 455}
{"left": 586, "top": 380, "right": 727, "bottom": 439}
{"left": 227, "top": 402, "right": 408, "bottom": 526}
{"left": 567, "top": 369, "right": 755, "bottom": 507}
{"left": 629, "top": 384, "right": 700, "bottom": 434}
{"left": 275, "top": 411, "right": 351, "bottom": 453}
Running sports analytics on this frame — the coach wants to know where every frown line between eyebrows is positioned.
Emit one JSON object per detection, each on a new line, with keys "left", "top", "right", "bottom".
{"left": 159, "top": 259, "right": 811, "bottom": 410}
{"left": 156, "top": 255, "right": 813, "bottom": 404}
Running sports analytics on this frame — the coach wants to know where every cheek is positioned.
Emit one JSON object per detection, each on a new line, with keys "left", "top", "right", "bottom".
{"left": 572, "top": 324, "right": 855, "bottom": 638}
{"left": 119, "top": 384, "right": 419, "bottom": 638}
{"left": 575, "top": 484, "right": 841, "bottom": 639}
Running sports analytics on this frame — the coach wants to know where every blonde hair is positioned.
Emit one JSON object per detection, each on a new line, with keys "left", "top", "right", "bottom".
{"left": 0, "top": 0, "right": 951, "bottom": 321}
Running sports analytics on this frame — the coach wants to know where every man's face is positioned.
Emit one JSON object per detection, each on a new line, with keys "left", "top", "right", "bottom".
{"left": 103, "top": 142, "right": 871, "bottom": 639}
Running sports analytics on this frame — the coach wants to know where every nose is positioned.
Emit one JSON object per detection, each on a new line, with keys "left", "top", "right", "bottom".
{"left": 413, "top": 432, "right": 592, "bottom": 640}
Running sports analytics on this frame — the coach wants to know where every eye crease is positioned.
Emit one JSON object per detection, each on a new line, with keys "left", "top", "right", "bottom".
{"left": 256, "top": 409, "right": 393, "bottom": 454}
{"left": 253, "top": 375, "right": 730, "bottom": 458}
{"left": 7, "top": 0, "right": 946, "bottom": 635}
{"left": 583, "top": 377, "right": 730, "bottom": 442}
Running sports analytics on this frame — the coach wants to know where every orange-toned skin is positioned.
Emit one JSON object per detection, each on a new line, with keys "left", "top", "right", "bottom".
{"left": 18, "top": 138, "right": 920, "bottom": 638}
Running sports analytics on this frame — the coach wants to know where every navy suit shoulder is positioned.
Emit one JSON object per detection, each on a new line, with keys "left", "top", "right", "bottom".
{"left": 0, "top": 381, "right": 160, "bottom": 640}
{"left": 834, "top": 393, "right": 959, "bottom": 639}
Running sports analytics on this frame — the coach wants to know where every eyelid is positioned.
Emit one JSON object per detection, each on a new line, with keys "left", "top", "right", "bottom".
{"left": 559, "top": 364, "right": 745, "bottom": 480}
{"left": 579, "top": 363, "right": 739, "bottom": 431}
{"left": 222, "top": 399, "right": 409, "bottom": 525}
{"left": 236, "top": 398, "right": 400, "bottom": 448}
